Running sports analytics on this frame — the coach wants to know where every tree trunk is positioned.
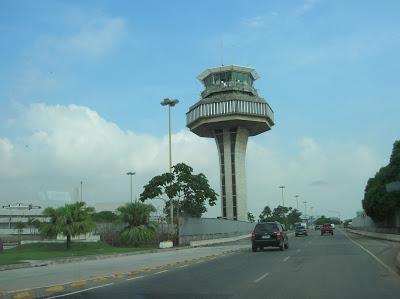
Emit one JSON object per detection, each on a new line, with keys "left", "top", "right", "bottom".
{"left": 66, "top": 234, "right": 71, "bottom": 249}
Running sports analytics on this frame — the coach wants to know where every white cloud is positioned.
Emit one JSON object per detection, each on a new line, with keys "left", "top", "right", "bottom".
{"left": 0, "top": 103, "right": 382, "bottom": 219}
{"left": 62, "top": 17, "right": 126, "bottom": 57}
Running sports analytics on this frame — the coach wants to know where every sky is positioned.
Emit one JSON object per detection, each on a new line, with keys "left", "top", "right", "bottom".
{"left": 0, "top": 0, "right": 399, "bottom": 220}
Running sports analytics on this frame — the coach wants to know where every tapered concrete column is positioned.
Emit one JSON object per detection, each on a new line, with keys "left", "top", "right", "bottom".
{"left": 215, "top": 127, "right": 249, "bottom": 221}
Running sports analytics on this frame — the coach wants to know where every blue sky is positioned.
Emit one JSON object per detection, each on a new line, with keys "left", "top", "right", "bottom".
{"left": 0, "top": 0, "right": 399, "bottom": 219}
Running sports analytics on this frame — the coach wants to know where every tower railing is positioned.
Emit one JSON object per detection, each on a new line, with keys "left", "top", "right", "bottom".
{"left": 186, "top": 99, "right": 274, "bottom": 126}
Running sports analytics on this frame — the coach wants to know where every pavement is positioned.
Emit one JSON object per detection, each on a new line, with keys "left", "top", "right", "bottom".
{"left": 2, "top": 228, "right": 400, "bottom": 298}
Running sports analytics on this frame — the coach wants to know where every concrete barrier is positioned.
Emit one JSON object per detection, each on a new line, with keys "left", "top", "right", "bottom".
{"left": 179, "top": 217, "right": 255, "bottom": 246}
{"left": 347, "top": 229, "right": 400, "bottom": 242}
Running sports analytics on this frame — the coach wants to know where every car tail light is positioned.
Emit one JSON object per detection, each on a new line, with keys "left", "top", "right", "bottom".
{"left": 251, "top": 232, "right": 256, "bottom": 240}
{"left": 276, "top": 231, "right": 281, "bottom": 240}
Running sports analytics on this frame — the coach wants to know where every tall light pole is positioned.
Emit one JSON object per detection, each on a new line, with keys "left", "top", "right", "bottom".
{"left": 303, "top": 201, "right": 307, "bottom": 219}
{"left": 126, "top": 172, "right": 136, "bottom": 203}
{"left": 294, "top": 195, "right": 299, "bottom": 210}
{"left": 80, "top": 181, "right": 83, "bottom": 202}
{"left": 278, "top": 186, "right": 285, "bottom": 207}
{"left": 161, "top": 98, "right": 179, "bottom": 225}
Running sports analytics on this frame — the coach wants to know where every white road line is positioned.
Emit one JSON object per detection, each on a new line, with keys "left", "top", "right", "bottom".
{"left": 283, "top": 256, "right": 290, "bottom": 262}
{"left": 344, "top": 231, "right": 397, "bottom": 275}
{"left": 46, "top": 283, "right": 114, "bottom": 298}
{"left": 179, "top": 265, "right": 188, "bottom": 268}
{"left": 154, "top": 270, "right": 168, "bottom": 275}
{"left": 254, "top": 272, "right": 270, "bottom": 283}
{"left": 127, "top": 275, "right": 144, "bottom": 281}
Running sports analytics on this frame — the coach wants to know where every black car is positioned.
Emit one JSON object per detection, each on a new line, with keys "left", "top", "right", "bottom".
{"left": 295, "top": 225, "right": 308, "bottom": 237}
{"left": 251, "top": 221, "right": 289, "bottom": 252}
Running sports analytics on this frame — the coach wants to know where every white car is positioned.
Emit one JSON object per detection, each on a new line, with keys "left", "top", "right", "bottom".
{"left": 331, "top": 223, "right": 335, "bottom": 229}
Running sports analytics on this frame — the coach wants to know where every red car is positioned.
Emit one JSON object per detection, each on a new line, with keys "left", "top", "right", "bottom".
{"left": 321, "top": 223, "right": 334, "bottom": 236}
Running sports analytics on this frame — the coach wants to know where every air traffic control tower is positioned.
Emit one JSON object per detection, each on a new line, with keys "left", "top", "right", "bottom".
{"left": 186, "top": 65, "right": 274, "bottom": 221}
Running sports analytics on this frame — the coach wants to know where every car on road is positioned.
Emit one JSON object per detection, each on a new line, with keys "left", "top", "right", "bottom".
{"left": 314, "top": 225, "right": 321, "bottom": 230}
{"left": 251, "top": 221, "right": 289, "bottom": 252}
{"left": 295, "top": 225, "right": 308, "bottom": 237}
{"left": 321, "top": 223, "right": 334, "bottom": 236}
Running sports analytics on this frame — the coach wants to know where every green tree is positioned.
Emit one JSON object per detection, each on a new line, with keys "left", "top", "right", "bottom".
{"left": 259, "top": 206, "right": 272, "bottom": 222}
{"left": 363, "top": 140, "right": 400, "bottom": 221}
{"left": 15, "top": 221, "right": 25, "bottom": 246}
{"left": 92, "top": 211, "right": 118, "bottom": 223}
{"left": 247, "top": 212, "right": 255, "bottom": 222}
{"left": 286, "top": 209, "right": 302, "bottom": 227}
{"left": 40, "top": 202, "right": 95, "bottom": 249}
{"left": 116, "top": 202, "right": 156, "bottom": 246}
{"left": 270, "top": 205, "right": 291, "bottom": 225}
{"left": 140, "top": 163, "right": 218, "bottom": 219}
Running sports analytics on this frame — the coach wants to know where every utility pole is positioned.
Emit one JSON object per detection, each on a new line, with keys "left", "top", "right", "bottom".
{"left": 126, "top": 172, "right": 136, "bottom": 203}
{"left": 80, "top": 181, "right": 83, "bottom": 202}
{"left": 161, "top": 98, "right": 179, "bottom": 225}
{"left": 303, "top": 201, "right": 307, "bottom": 219}
{"left": 279, "top": 186, "right": 285, "bottom": 207}
{"left": 294, "top": 195, "right": 299, "bottom": 210}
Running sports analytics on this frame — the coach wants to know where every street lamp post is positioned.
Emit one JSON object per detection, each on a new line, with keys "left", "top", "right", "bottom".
{"left": 294, "top": 195, "right": 299, "bottom": 210}
{"left": 80, "top": 181, "right": 83, "bottom": 202}
{"left": 303, "top": 201, "right": 308, "bottom": 219}
{"left": 126, "top": 172, "right": 136, "bottom": 203}
{"left": 161, "top": 98, "right": 179, "bottom": 225}
{"left": 279, "top": 186, "right": 285, "bottom": 207}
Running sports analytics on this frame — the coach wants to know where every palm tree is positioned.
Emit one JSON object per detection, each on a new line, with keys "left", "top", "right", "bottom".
{"left": 15, "top": 221, "right": 25, "bottom": 247}
{"left": 117, "top": 202, "right": 156, "bottom": 246}
{"left": 40, "top": 202, "right": 95, "bottom": 249}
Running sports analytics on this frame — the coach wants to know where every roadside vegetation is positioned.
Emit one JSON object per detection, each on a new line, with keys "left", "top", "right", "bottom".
{"left": 0, "top": 241, "right": 153, "bottom": 266}
{"left": 362, "top": 140, "right": 400, "bottom": 221}
{"left": 258, "top": 205, "right": 302, "bottom": 228}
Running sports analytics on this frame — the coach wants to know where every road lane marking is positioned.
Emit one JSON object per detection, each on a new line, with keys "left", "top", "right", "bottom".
{"left": 127, "top": 275, "right": 144, "bottom": 281}
{"left": 179, "top": 265, "right": 188, "bottom": 268}
{"left": 154, "top": 270, "right": 168, "bottom": 275}
{"left": 254, "top": 272, "right": 270, "bottom": 283}
{"left": 283, "top": 256, "right": 290, "bottom": 262}
{"left": 46, "top": 283, "right": 114, "bottom": 298}
{"left": 344, "top": 231, "right": 397, "bottom": 275}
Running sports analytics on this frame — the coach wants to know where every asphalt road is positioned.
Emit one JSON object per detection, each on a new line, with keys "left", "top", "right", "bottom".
{"left": 58, "top": 229, "right": 400, "bottom": 299}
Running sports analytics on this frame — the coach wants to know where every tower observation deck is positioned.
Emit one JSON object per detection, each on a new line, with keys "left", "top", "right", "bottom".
{"left": 186, "top": 65, "right": 274, "bottom": 221}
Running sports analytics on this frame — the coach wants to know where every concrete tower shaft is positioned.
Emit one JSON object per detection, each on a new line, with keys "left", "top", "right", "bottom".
{"left": 186, "top": 65, "right": 274, "bottom": 221}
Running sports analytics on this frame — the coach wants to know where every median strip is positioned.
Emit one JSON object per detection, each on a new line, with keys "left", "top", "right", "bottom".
{"left": 13, "top": 291, "right": 34, "bottom": 299}
{"left": 47, "top": 283, "right": 114, "bottom": 299}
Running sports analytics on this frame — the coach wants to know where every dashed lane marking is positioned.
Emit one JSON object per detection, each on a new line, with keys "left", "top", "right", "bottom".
{"left": 126, "top": 275, "right": 144, "bottom": 281}
{"left": 154, "top": 270, "right": 168, "bottom": 275}
{"left": 283, "top": 256, "right": 290, "bottom": 262}
{"left": 254, "top": 272, "right": 270, "bottom": 283}
{"left": 179, "top": 265, "right": 188, "bottom": 268}
{"left": 46, "top": 283, "right": 114, "bottom": 299}
{"left": 344, "top": 231, "right": 397, "bottom": 275}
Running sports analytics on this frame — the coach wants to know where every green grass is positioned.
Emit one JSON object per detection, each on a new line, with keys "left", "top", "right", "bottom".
{"left": 0, "top": 242, "right": 155, "bottom": 266}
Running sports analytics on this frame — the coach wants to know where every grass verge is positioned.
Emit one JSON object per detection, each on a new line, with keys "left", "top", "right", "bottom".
{"left": 0, "top": 241, "right": 154, "bottom": 266}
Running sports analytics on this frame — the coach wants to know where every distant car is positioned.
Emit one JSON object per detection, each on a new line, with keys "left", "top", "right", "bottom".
{"left": 295, "top": 225, "right": 308, "bottom": 237}
{"left": 321, "top": 223, "right": 334, "bottom": 236}
{"left": 251, "top": 221, "right": 289, "bottom": 252}
{"left": 331, "top": 223, "right": 335, "bottom": 229}
{"left": 314, "top": 225, "right": 321, "bottom": 230}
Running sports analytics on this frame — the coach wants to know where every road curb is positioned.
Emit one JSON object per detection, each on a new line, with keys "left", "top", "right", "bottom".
{"left": 3, "top": 246, "right": 247, "bottom": 299}
{"left": 0, "top": 245, "right": 192, "bottom": 272}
